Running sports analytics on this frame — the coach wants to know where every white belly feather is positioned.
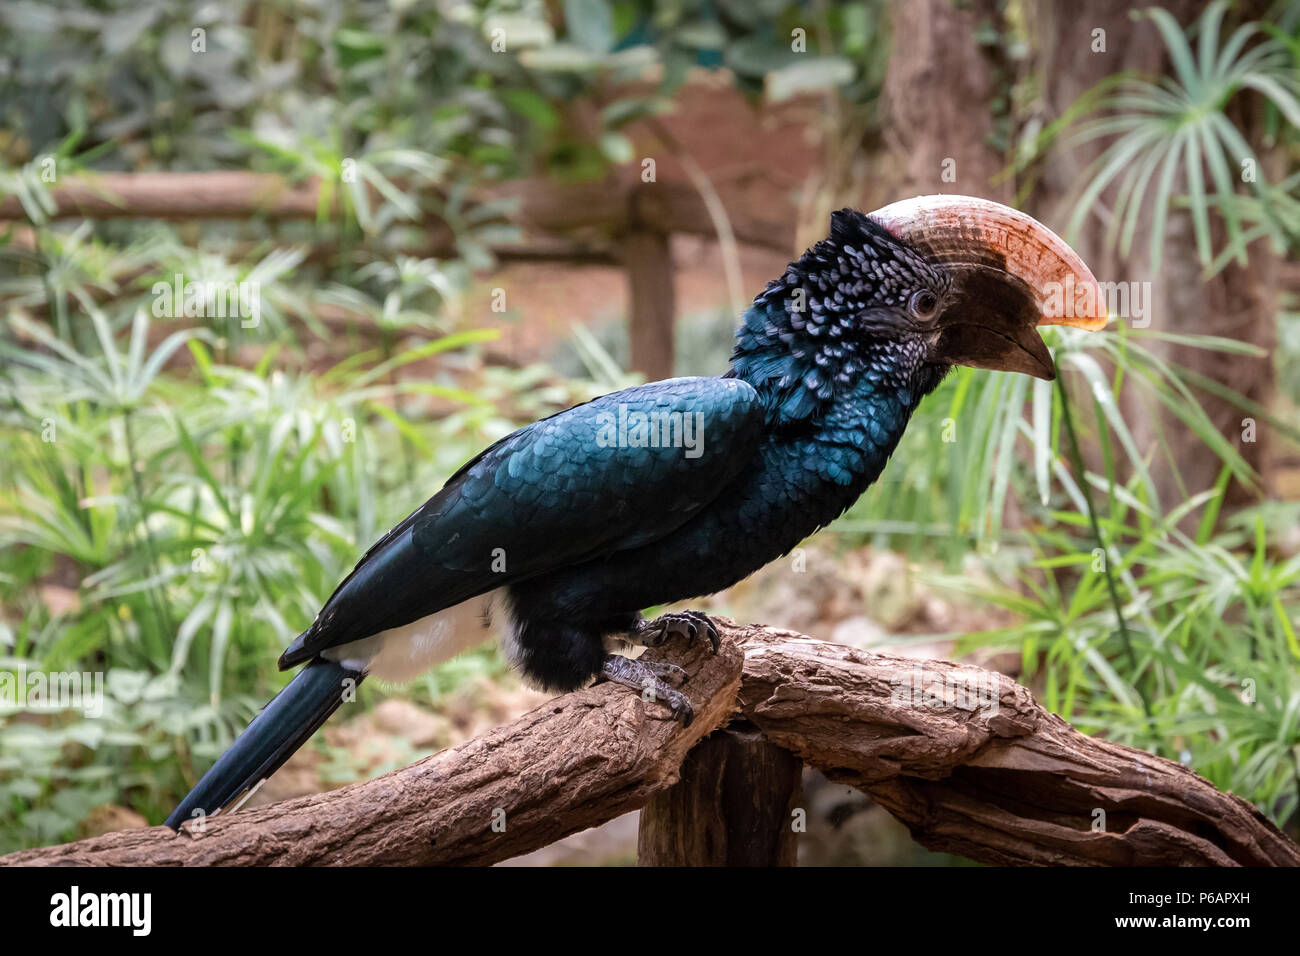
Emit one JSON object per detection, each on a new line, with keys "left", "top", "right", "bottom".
{"left": 322, "top": 589, "right": 505, "bottom": 683}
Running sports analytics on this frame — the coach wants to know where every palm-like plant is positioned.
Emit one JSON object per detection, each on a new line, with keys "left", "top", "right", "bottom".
{"left": 1040, "top": 1, "right": 1300, "bottom": 273}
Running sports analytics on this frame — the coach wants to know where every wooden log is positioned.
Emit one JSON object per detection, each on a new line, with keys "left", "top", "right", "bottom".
{"left": 0, "top": 635, "right": 743, "bottom": 866}
{"left": 733, "top": 624, "right": 1300, "bottom": 867}
{"left": 4, "top": 619, "right": 1295, "bottom": 867}
{"left": 637, "top": 722, "right": 802, "bottom": 866}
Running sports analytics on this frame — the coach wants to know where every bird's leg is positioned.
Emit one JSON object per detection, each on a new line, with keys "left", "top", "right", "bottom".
{"left": 600, "top": 655, "right": 695, "bottom": 726}
{"left": 592, "top": 610, "right": 720, "bottom": 725}
{"left": 626, "top": 610, "right": 721, "bottom": 653}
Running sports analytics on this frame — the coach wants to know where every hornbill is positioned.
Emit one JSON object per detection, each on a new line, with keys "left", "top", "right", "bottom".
{"left": 165, "top": 195, "right": 1106, "bottom": 829}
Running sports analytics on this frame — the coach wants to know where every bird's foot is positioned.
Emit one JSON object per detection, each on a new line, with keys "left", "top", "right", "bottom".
{"left": 600, "top": 655, "right": 694, "bottom": 726}
{"left": 630, "top": 610, "right": 720, "bottom": 654}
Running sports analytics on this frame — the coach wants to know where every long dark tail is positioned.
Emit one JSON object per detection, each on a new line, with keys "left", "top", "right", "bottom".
{"left": 165, "top": 659, "right": 364, "bottom": 829}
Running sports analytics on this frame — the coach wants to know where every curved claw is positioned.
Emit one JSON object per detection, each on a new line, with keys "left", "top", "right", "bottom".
{"left": 636, "top": 611, "right": 720, "bottom": 655}
{"left": 684, "top": 611, "right": 721, "bottom": 654}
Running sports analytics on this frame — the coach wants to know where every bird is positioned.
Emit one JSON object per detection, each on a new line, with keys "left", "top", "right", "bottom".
{"left": 165, "top": 195, "right": 1107, "bottom": 829}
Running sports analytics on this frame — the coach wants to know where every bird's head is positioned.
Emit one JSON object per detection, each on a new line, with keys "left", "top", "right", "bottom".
{"left": 732, "top": 195, "right": 1107, "bottom": 423}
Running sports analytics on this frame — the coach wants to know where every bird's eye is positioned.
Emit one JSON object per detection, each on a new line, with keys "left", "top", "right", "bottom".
{"left": 910, "top": 289, "right": 938, "bottom": 319}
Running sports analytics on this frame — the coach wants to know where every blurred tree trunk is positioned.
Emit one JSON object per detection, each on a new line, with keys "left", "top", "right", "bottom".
{"left": 620, "top": 226, "right": 676, "bottom": 380}
{"left": 1026, "top": 1, "right": 1278, "bottom": 510}
{"left": 882, "top": 0, "right": 1012, "bottom": 202}
{"left": 880, "top": 0, "right": 1021, "bottom": 530}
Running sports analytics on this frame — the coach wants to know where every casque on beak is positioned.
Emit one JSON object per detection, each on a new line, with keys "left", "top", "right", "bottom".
{"left": 870, "top": 195, "right": 1108, "bottom": 381}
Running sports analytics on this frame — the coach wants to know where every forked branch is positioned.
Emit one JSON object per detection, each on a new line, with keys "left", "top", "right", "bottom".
{"left": 3, "top": 619, "right": 1294, "bottom": 866}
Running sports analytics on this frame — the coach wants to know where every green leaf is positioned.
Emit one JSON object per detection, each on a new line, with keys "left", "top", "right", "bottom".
{"left": 500, "top": 90, "right": 561, "bottom": 131}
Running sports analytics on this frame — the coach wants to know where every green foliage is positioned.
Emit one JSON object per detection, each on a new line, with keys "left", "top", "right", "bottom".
{"left": 1024, "top": 1, "right": 1300, "bottom": 274}
{"left": 0, "top": 667, "right": 196, "bottom": 844}
{"left": 0, "top": 302, "right": 513, "bottom": 845}
{"left": 947, "top": 496, "right": 1300, "bottom": 826}
{"left": 1, "top": 0, "right": 1297, "bottom": 853}
{"left": 1, "top": 0, "right": 888, "bottom": 197}
{"left": 932, "top": 5, "right": 1300, "bottom": 826}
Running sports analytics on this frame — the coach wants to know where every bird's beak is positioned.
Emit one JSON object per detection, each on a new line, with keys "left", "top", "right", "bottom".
{"left": 870, "top": 195, "right": 1107, "bottom": 381}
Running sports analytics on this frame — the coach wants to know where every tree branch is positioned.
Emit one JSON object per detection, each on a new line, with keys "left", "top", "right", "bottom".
{"left": 734, "top": 624, "right": 1299, "bottom": 866}
{"left": 0, "top": 636, "right": 743, "bottom": 866}
{"left": 3, "top": 619, "right": 1295, "bottom": 866}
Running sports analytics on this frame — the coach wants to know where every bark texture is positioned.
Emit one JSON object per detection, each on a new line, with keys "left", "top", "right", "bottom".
{"left": 0, "top": 635, "right": 742, "bottom": 867}
{"left": 736, "top": 626, "right": 1298, "bottom": 866}
{"left": 637, "top": 723, "right": 802, "bottom": 866}
{"left": 3, "top": 620, "right": 1295, "bottom": 867}
{"left": 882, "top": 0, "right": 1012, "bottom": 202}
